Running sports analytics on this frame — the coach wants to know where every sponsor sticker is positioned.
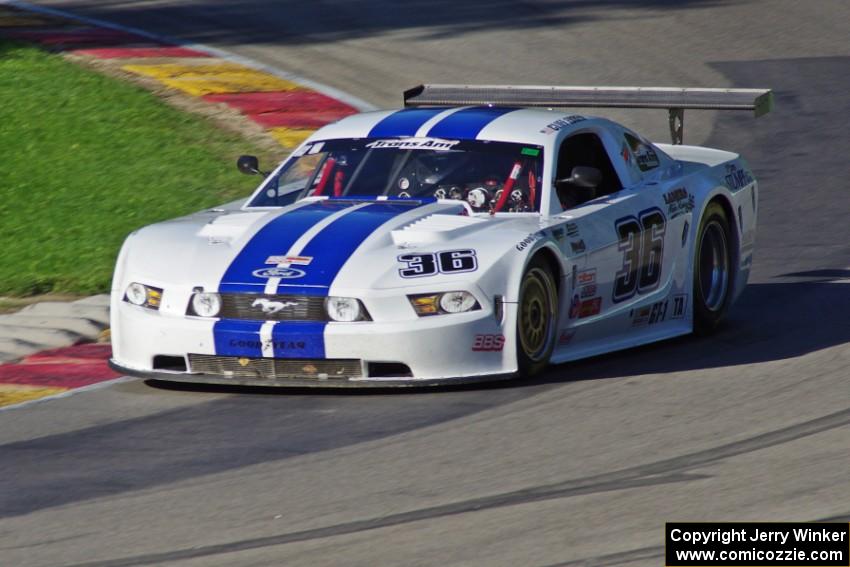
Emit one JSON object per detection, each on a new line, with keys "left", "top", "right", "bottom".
{"left": 724, "top": 163, "right": 754, "bottom": 191}
{"left": 229, "top": 339, "right": 306, "bottom": 351}
{"left": 539, "top": 114, "right": 586, "bottom": 134}
{"left": 252, "top": 267, "right": 306, "bottom": 279}
{"left": 580, "top": 284, "right": 597, "bottom": 298}
{"left": 472, "top": 334, "right": 505, "bottom": 352}
{"left": 366, "top": 137, "right": 459, "bottom": 151}
{"left": 265, "top": 255, "right": 313, "bottom": 265}
{"left": 663, "top": 187, "right": 695, "bottom": 219}
{"left": 570, "top": 295, "right": 601, "bottom": 319}
{"left": 578, "top": 297, "right": 601, "bottom": 318}
{"left": 558, "top": 329, "right": 577, "bottom": 346}
{"left": 577, "top": 268, "right": 596, "bottom": 286}
{"left": 516, "top": 232, "right": 544, "bottom": 251}
{"left": 620, "top": 142, "right": 631, "bottom": 164}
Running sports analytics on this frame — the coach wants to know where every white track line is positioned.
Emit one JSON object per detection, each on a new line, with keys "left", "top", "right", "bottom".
{"left": 3, "top": 0, "right": 377, "bottom": 112}
{"left": 0, "top": 376, "right": 136, "bottom": 412}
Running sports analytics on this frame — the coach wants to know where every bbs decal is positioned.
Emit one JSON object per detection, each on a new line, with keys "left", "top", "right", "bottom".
{"left": 613, "top": 208, "right": 666, "bottom": 303}
{"left": 398, "top": 249, "right": 477, "bottom": 278}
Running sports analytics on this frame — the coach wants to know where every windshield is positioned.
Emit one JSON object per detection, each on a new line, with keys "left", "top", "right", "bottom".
{"left": 250, "top": 138, "right": 544, "bottom": 213}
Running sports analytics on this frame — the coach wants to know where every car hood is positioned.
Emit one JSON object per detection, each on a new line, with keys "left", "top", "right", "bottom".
{"left": 123, "top": 197, "right": 537, "bottom": 294}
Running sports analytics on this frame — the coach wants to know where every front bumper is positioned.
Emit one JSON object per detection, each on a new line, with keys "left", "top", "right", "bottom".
{"left": 111, "top": 295, "right": 519, "bottom": 386}
{"left": 108, "top": 359, "right": 516, "bottom": 388}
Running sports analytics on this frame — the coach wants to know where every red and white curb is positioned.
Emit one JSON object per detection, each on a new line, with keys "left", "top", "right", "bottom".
{"left": 0, "top": 1, "right": 376, "bottom": 407}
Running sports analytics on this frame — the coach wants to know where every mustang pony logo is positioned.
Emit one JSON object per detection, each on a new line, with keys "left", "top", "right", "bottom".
{"left": 251, "top": 298, "right": 299, "bottom": 314}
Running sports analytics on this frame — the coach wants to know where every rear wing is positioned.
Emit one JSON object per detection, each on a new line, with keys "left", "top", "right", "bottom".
{"left": 403, "top": 84, "right": 773, "bottom": 144}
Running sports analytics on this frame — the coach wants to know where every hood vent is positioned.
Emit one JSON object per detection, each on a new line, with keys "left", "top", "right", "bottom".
{"left": 392, "top": 213, "right": 488, "bottom": 246}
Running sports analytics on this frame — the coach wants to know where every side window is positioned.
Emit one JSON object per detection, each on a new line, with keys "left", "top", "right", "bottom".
{"left": 555, "top": 132, "right": 623, "bottom": 209}
{"left": 623, "top": 132, "right": 660, "bottom": 172}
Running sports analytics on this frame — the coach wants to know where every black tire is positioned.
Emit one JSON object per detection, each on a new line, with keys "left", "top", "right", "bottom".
{"left": 517, "top": 256, "right": 558, "bottom": 377}
{"left": 693, "top": 202, "right": 734, "bottom": 335}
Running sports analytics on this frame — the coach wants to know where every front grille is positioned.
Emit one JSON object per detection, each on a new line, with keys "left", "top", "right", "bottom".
{"left": 219, "top": 294, "right": 327, "bottom": 321}
{"left": 188, "top": 354, "right": 362, "bottom": 381}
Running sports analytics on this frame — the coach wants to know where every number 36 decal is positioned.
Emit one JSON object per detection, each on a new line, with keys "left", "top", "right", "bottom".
{"left": 613, "top": 208, "right": 666, "bottom": 303}
{"left": 398, "top": 249, "right": 478, "bottom": 278}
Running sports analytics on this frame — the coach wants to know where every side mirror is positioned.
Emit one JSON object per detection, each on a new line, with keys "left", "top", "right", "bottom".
{"left": 566, "top": 166, "right": 602, "bottom": 188}
{"left": 237, "top": 155, "right": 264, "bottom": 176}
{"left": 555, "top": 166, "right": 602, "bottom": 208}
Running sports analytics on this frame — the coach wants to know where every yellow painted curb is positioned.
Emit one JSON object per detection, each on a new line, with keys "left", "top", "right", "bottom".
{"left": 122, "top": 62, "right": 302, "bottom": 96}
{"left": 269, "top": 127, "right": 315, "bottom": 149}
{"left": 0, "top": 384, "right": 67, "bottom": 408}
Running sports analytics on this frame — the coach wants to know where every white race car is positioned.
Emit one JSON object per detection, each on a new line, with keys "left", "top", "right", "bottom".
{"left": 109, "top": 85, "right": 772, "bottom": 387}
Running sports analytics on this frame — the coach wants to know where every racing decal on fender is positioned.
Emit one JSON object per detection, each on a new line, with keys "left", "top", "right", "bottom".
{"left": 569, "top": 295, "right": 601, "bottom": 319}
{"left": 516, "top": 232, "right": 544, "bottom": 251}
{"left": 558, "top": 329, "right": 577, "bottom": 345}
{"left": 577, "top": 268, "right": 596, "bottom": 286}
{"left": 580, "top": 284, "right": 597, "bottom": 298}
{"left": 724, "top": 163, "right": 755, "bottom": 191}
{"left": 663, "top": 187, "right": 695, "bottom": 219}
{"left": 472, "top": 334, "right": 505, "bottom": 352}
{"left": 578, "top": 297, "right": 601, "bottom": 318}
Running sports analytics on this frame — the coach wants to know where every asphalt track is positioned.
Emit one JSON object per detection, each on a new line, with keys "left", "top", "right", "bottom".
{"left": 2, "top": 1, "right": 850, "bottom": 565}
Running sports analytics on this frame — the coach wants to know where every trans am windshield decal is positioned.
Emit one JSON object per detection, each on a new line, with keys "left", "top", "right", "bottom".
{"left": 365, "top": 138, "right": 459, "bottom": 151}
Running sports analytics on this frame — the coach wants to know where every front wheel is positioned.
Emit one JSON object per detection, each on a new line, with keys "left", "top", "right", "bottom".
{"left": 693, "top": 202, "right": 733, "bottom": 335}
{"left": 517, "top": 257, "right": 558, "bottom": 377}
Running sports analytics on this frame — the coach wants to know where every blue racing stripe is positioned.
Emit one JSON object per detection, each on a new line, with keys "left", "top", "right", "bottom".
{"left": 367, "top": 108, "right": 447, "bottom": 138}
{"left": 293, "top": 201, "right": 424, "bottom": 290}
{"left": 271, "top": 322, "right": 326, "bottom": 359}
{"left": 218, "top": 200, "right": 353, "bottom": 293}
{"left": 426, "top": 106, "right": 517, "bottom": 139}
{"left": 213, "top": 319, "right": 264, "bottom": 357}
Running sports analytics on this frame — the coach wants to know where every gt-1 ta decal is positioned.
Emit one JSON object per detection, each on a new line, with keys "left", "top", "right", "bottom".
{"left": 613, "top": 208, "right": 666, "bottom": 303}
{"left": 671, "top": 293, "right": 687, "bottom": 319}
{"left": 631, "top": 300, "right": 668, "bottom": 327}
{"left": 472, "top": 334, "right": 505, "bottom": 352}
{"left": 631, "top": 294, "right": 688, "bottom": 326}
{"left": 398, "top": 249, "right": 477, "bottom": 278}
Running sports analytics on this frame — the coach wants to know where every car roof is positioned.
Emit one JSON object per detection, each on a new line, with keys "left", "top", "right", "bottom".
{"left": 309, "top": 107, "right": 612, "bottom": 147}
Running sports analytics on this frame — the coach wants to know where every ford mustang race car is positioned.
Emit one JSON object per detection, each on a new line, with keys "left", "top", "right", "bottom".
{"left": 109, "top": 85, "right": 772, "bottom": 387}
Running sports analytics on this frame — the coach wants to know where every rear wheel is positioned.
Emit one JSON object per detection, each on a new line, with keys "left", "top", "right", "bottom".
{"left": 693, "top": 202, "right": 733, "bottom": 335}
{"left": 517, "top": 257, "right": 558, "bottom": 377}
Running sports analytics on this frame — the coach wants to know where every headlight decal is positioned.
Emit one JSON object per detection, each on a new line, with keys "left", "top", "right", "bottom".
{"left": 409, "top": 291, "right": 481, "bottom": 316}
{"left": 123, "top": 283, "right": 163, "bottom": 310}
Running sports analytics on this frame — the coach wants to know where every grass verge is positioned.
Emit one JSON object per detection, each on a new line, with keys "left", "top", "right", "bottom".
{"left": 0, "top": 40, "right": 277, "bottom": 296}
